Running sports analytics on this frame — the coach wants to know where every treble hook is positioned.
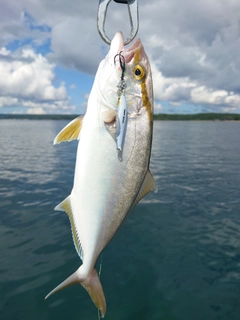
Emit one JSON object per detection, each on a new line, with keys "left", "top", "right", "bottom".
{"left": 97, "top": 0, "right": 139, "bottom": 45}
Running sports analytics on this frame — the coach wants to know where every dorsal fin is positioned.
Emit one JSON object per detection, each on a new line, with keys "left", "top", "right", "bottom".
{"left": 53, "top": 116, "right": 83, "bottom": 144}
{"left": 132, "top": 170, "right": 157, "bottom": 209}
{"left": 55, "top": 196, "right": 83, "bottom": 259}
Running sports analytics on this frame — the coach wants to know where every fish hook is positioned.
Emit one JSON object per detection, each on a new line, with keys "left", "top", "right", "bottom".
{"left": 97, "top": 0, "right": 139, "bottom": 45}
{"left": 114, "top": 52, "right": 126, "bottom": 81}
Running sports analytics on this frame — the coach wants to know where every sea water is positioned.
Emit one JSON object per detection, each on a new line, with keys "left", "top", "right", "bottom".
{"left": 0, "top": 120, "right": 240, "bottom": 320}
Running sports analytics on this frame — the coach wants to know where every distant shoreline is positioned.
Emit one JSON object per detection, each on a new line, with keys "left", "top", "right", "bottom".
{"left": 0, "top": 113, "right": 240, "bottom": 121}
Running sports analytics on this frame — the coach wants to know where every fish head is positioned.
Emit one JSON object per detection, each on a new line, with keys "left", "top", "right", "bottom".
{"left": 123, "top": 35, "right": 153, "bottom": 118}
{"left": 96, "top": 32, "right": 153, "bottom": 119}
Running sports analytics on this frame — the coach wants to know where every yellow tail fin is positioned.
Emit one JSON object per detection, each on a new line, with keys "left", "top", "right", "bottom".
{"left": 45, "top": 266, "right": 106, "bottom": 317}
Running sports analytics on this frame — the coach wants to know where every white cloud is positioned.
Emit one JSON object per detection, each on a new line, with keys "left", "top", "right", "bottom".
{"left": 0, "top": 2, "right": 50, "bottom": 48}
{"left": 69, "top": 84, "right": 76, "bottom": 89}
{"left": 0, "top": 47, "right": 66, "bottom": 101}
{"left": 154, "top": 103, "right": 163, "bottom": 113}
{"left": 191, "top": 86, "right": 240, "bottom": 109}
{"left": 0, "top": 97, "right": 19, "bottom": 108}
{"left": 48, "top": 17, "right": 103, "bottom": 74}
{"left": 84, "top": 93, "right": 90, "bottom": 100}
{"left": 138, "top": 0, "right": 240, "bottom": 112}
{"left": 27, "top": 107, "right": 46, "bottom": 114}
{"left": 0, "top": 0, "right": 240, "bottom": 113}
{"left": 152, "top": 60, "right": 240, "bottom": 112}
{"left": 79, "top": 93, "right": 90, "bottom": 112}
{"left": 0, "top": 46, "right": 75, "bottom": 113}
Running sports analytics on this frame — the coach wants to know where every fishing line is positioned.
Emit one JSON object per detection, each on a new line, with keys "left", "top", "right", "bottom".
{"left": 98, "top": 252, "right": 103, "bottom": 278}
{"left": 97, "top": 252, "right": 104, "bottom": 320}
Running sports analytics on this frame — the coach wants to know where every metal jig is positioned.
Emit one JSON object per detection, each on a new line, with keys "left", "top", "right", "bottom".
{"left": 114, "top": 52, "right": 128, "bottom": 161}
{"left": 97, "top": 0, "right": 139, "bottom": 45}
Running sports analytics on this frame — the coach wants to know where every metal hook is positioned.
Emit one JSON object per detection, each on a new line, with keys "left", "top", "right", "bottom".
{"left": 97, "top": 0, "right": 139, "bottom": 45}
{"left": 114, "top": 52, "right": 126, "bottom": 80}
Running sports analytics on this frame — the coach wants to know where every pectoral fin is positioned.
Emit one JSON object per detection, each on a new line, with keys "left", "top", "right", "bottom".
{"left": 53, "top": 115, "right": 83, "bottom": 144}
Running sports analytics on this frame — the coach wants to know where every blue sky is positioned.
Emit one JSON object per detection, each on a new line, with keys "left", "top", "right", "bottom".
{"left": 0, "top": 0, "right": 240, "bottom": 114}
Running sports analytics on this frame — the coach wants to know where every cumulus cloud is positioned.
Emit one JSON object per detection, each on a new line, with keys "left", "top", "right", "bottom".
{"left": 139, "top": 0, "right": 240, "bottom": 111}
{"left": 0, "top": 47, "right": 74, "bottom": 113}
{"left": 0, "top": 2, "right": 50, "bottom": 48}
{"left": 27, "top": 107, "right": 46, "bottom": 115}
{"left": 154, "top": 103, "right": 163, "bottom": 113}
{"left": 48, "top": 17, "right": 103, "bottom": 74}
{"left": 69, "top": 84, "right": 77, "bottom": 89}
{"left": 0, "top": 0, "right": 240, "bottom": 113}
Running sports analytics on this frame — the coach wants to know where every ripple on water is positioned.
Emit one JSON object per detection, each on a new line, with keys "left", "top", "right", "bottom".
{"left": 0, "top": 120, "right": 240, "bottom": 319}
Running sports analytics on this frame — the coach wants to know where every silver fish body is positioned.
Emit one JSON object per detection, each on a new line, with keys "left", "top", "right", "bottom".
{"left": 46, "top": 32, "right": 156, "bottom": 317}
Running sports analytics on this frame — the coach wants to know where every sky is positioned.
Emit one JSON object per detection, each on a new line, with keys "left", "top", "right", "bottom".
{"left": 0, "top": 0, "right": 240, "bottom": 115}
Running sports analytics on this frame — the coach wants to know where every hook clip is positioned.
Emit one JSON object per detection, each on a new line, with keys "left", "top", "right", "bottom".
{"left": 97, "top": 0, "right": 139, "bottom": 45}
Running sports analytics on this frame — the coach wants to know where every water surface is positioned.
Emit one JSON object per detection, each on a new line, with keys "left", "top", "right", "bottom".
{"left": 0, "top": 120, "right": 240, "bottom": 320}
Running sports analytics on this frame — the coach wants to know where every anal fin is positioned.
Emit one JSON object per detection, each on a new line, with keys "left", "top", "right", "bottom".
{"left": 55, "top": 196, "right": 83, "bottom": 259}
{"left": 132, "top": 170, "right": 157, "bottom": 209}
{"left": 53, "top": 115, "right": 83, "bottom": 144}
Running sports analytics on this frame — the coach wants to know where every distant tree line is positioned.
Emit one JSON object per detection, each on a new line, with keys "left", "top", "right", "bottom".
{"left": 0, "top": 114, "right": 76, "bottom": 120}
{"left": 0, "top": 113, "right": 240, "bottom": 121}
{"left": 153, "top": 113, "right": 240, "bottom": 121}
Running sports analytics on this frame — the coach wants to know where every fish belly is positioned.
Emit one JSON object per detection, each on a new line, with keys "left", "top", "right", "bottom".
{"left": 70, "top": 119, "right": 116, "bottom": 269}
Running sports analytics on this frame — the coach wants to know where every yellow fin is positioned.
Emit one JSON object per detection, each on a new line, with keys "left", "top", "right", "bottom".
{"left": 45, "top": 267, "right": 106, "bottom": 317}
{"left": 55, "top": 196, "right": 83, "bottom": 258}
{"left": 82, "top": 268, "right": 106, "bottom": 317}
{"left": 53, "top": 116, "right": 83, "bottom": 144}
{"left": 133, "top": 170, "right": 157, "bottom": 208}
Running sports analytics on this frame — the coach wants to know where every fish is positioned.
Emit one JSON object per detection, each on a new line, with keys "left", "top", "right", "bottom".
{"left": 45, "top": 31, "right": 156, "bottom": 317}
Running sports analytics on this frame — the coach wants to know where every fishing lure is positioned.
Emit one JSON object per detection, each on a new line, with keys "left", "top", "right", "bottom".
{"left": 114, "top": 52, "right": 128, "bottom": 161}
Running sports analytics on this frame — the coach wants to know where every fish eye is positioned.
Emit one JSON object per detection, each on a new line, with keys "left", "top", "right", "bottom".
{"left": 133, "top": 65, "right": 146, "bottom": 81}
{"left": 135, "top": 68, "right": 141, "bottom": 76}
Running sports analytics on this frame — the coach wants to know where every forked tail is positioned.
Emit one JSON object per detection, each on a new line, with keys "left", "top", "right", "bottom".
{"left": 45, "top": 266, "right": 106, "bottom": 317}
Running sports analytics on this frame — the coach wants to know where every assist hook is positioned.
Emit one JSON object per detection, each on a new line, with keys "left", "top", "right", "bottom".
{"left": 97, "top": 0, "right": 139, "bottom": 45}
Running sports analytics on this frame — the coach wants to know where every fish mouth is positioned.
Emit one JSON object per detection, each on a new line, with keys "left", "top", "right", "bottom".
{"left": 109, "top": 32, "right": 125, "bottom": 56}
{"left": 110, "top": 32, "right": 143, "bottom": 63}
{"left": 123, "top": 38, "right": 142, "bottom": 63}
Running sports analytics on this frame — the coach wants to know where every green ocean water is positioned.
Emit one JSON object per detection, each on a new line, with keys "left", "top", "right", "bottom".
{"left": 0, "top": 120, "right": 240, "bottom": 320}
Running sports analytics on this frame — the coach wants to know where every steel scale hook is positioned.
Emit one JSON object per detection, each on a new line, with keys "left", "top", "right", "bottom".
{"left": 97, "top": 0, "right": 139, "bottom": 45}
